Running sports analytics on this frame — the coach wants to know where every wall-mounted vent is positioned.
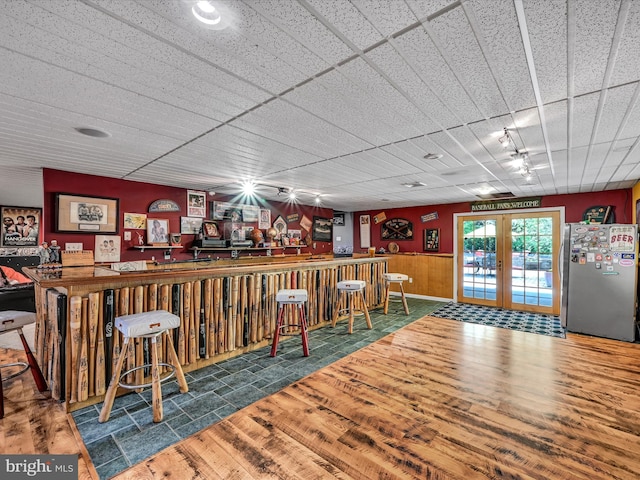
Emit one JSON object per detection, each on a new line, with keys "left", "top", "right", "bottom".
{"left": 476, "top": 191, "right": 516, "bottom": 200}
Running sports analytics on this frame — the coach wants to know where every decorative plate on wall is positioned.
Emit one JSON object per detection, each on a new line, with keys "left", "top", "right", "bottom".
{"left": 388, "top": 242, "right": 399, "bottom": 253}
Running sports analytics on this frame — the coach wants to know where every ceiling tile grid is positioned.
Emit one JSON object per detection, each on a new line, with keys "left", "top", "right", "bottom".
{"left": 0, "top": 0, "right": 638, "bottom": 211}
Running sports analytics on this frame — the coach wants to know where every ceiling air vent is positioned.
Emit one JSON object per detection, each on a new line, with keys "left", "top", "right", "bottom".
{"left": 476, "top": 191, "right": 516, "bottom": 200}
{"left": 402, "top": 182, "right": 426, "bottom": 188}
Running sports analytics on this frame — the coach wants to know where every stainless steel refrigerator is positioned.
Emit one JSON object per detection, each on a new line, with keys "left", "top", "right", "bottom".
{"left": 561, "top": 223, "right": 638, "bottom": 342}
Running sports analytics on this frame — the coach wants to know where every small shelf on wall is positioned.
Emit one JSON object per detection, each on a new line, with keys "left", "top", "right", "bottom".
{"left": 191, "top": 245, "right": 307, "bottom": 259}
{"left": 133, "top": 245, "right": 183, "bottom": 253}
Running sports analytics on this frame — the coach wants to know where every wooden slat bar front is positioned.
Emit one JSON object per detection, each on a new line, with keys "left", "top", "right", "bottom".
{"left": 24, "top": 256, "right": 387, "bottom": 412}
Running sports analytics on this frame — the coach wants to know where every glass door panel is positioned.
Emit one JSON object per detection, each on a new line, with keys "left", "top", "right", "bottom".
{"left": 457, "top": 216, "right": 502, "bottom": 308}
{"left": 458, "top": 211, "right": 560, "bottom": 315}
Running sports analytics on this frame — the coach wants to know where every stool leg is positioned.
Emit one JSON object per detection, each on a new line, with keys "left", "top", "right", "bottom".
{"left": 270, "top": 304, "right": 285, "bottom": 357}
{"left": 165, "top": 332, "right": 188, "bottom": 393}
{"left": 359, "top": 290, "right": 372, "bottom": 329}
{"left": 348, "top": 292, "right": 354, "bottom": 334}
{"left": 384, "top": 281, "right": 391, "bottom": 315}
{"left": 299, "top": 305, "right": 309, "bottom": 357}
{"left": 151, "top": 335, "right": 162, "bottom": 423}
{"left": 331, "top": 292, "right": 342, "bottom": 328}
{"left": 99, "top": 336, "right": 130, "bottom": 423}
{"left": 399, "top": 283, "right": 410, "bottom": 315}
{"left": 18, "top": 328, "right": 48, "bottom": 392}
{"left": 0, "top": 364, "right": 4, "bottom": 419}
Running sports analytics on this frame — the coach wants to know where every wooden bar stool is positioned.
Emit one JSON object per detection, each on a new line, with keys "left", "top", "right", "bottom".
{"left": 332, "top": 280, "right": 372, "bottom": 334}
{"left": 0, "top": 310, "right": 48, "bottom": 419}
{"left": 271, "top": 289, "right": 309, "bottom": 357}
{"left": 99, "top": 310, "right": 188, "bottom": 423}
{"left": 383, "top": 273, "right": 410, "bottom": 315}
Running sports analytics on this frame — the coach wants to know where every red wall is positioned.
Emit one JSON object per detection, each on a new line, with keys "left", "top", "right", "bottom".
{"left": 354, "top": 189, "right": 633, "bottom": 255}
{"left": 42, "top": 169, "right": 334, "bottom": 262}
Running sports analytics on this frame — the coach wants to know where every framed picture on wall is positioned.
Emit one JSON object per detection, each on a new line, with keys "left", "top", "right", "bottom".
{"left": 56, "top": 193, "right": 118, "bottom": 233}
{"left": 1, "top": 206, "right": 42, "bottom": 247}
{"left": 312, "top": 216, "right": 333, "bottom": 242}
{"left": 424, "top": 228, "right": 440, "bottom": 252}
{"left": 187, "top": 190, "right": 206, "bottom": 217}
{"left": 95, "top": 235, "right": 121, "bottom": 263}
{"left": 147, "top": 218, "right": 169, "bottom": 245}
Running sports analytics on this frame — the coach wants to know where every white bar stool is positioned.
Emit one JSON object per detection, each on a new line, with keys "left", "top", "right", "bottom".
{"left": 332, "top": 280, "right": 372, "bottom": 334}
{"left": 0, "top": 310, "right": 48, "bottom": 419}
{"left": 271, "top": 289, "right": 309, "bottom": 357}
{"left": 383, "top": 273, "right": 410, "bottom": 315}
{"left": 99, "top": 310, "right": 188, "bottom": 423}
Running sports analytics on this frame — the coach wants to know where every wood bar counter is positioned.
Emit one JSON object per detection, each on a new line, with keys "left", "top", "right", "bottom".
{"left": 23, "top": 256, "right": 387, "bottom": 412}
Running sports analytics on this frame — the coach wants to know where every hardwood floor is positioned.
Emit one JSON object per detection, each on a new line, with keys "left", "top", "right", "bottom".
{"left": 0, "top": 347, "right": 97, "bottom": 479}
{"left": 4, "top": 316, "right": 640, "bottom": 479}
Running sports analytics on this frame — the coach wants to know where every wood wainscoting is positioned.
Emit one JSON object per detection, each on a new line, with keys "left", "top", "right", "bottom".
{"left": 385, "top": 253, "right": 453, "bottom": 299}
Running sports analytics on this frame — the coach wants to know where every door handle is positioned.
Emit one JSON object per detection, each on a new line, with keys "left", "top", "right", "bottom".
{"left": 497, "top": 259, "right": 502, "bottom": 271}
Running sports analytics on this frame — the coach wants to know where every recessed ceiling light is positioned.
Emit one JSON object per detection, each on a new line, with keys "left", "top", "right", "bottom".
{"left": 74, "top": 127, "right": 110, "bottom": 138}
{"left": 191, "top": 0, "right": 230, "bottom": 30}
{"left": 423, "top": 153, "right": 443, "bottom": 160}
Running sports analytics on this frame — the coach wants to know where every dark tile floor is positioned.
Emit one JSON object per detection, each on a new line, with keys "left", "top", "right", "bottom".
{"left": 71, "top": 297, "right": 445, "bottom": 480}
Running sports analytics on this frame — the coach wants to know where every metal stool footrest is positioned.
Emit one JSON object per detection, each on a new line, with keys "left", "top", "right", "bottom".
{"left": 0, "top": 362, "right": 29, "bottom": 382}
{"left": 118, "top": 363, "right": 177, "bottom": 390}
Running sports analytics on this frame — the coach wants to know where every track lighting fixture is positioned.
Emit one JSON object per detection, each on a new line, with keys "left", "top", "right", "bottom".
{"left": 501, "top": 127, "right": 534, "bottom": 179}
{"left": 498, "top": 128, "right": 512, "bottom": 149}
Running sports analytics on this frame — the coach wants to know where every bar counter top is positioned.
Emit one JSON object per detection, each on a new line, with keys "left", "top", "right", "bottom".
{"left": 23, "top": 255, "right": 386, "bottom": 288}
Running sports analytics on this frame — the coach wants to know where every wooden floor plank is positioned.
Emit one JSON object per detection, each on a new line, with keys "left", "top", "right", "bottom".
{"left": 5, "top": 316, "right": 640, "bottom": 480}
{"left": 0, "top": 347, "right": 97, "bottom": 480}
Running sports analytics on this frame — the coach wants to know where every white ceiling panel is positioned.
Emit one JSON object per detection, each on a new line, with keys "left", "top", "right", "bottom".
{"left": 465, "top": 0, "right": 536, "bottom": 112}
{"left": 393, "top": 27, "right": 483, "bottom": 126}
{"left": 351, "top": 0, "right": 419, "bottom": 37}
{"left": 573, "top": 0, "right": 620, "bottom": 95}
{"left": 0, "top": 0, "right": 638, "bottom": 211}
{"left": 428, "top": 5, "right": 508, "bottom": 118}
{"left": 523, "top": 0, "right": 567, "bottom": 104}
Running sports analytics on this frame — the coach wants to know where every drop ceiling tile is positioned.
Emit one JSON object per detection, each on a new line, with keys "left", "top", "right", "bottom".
{"left": 465, "top": 0, "right": 536, "bottom": 112}
{"left": 305, "top": 0, "right": 383, "bottom": 50}
{"left": 521, "top": 0, "right": 567, "bottom": 104}
{"left": 393, "top": 28, "right": 483, "bottom": 126}
{"left": 573, "top": 0, "right": 619, "bottom": 95}
{"left": 428, "top": 6, "right": 508, "bottom": 117}
{"left": 282, "top": 81, "right": 401, "bottom": 145}
{"left": 571, "top": 93, "right": 599, "bottom": 148}
{"left": 595, "top": 83, "right": 638, "bottom": 144}
{"left": 365, "top": 42, "right": 460, "bottom": 128}
{"left": 351, "top": 0, "right": 419, "bottom": 37}
{"left": 248, "top": 0, "right": 353, "bottom": 64}
{"left": 337, "top": 58, "right": 438, "bottom": 135}
{"left": 611, "top": 1, "right": 640, "bottom": 87}
{"left": 405, "top": 0, "right": 461, "bottom": 20}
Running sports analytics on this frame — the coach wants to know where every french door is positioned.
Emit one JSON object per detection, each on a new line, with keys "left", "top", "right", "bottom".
{"left": 457, "top": 211, "right": 561, "bottom": 315}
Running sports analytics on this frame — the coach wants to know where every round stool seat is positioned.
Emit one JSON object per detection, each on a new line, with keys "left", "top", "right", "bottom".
{"left": 115, "top": 310, "right": 180, "bottom": 337}
{"left": 337, "top": 280, "right": 366, "bottom": 291}
{"left": 0, "top": 310, "right": 37, "bottom": 332}
{"left": 276, "top": 289, "right": 308, "bottom": 304}
{"left": 383, "top": 273, "right": 408, "bottom": 282}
